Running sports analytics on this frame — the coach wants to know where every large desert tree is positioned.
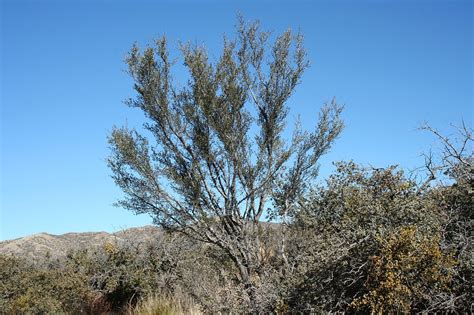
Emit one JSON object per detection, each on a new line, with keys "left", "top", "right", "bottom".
{"left": 108, "top": 18, "right": 343, "bottom": 305}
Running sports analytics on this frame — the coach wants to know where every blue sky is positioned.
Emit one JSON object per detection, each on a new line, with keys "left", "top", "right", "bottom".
{"left": 1, "top": 0, "right": 472, "bottom": 240}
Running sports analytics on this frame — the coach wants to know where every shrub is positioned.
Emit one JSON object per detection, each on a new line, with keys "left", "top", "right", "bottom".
{"left": 351, "top": 226, "right": 455, "bottom": 313}
{"left": 284, "top": 162, "right": 452, "bottom": 312}
{"left": 0, "top": 254, "right": 93, "bottom": 314}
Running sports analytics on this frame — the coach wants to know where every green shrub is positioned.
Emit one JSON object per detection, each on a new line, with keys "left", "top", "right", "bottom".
{"left": 0, "top": 254, "right": 93, "bottom": 314}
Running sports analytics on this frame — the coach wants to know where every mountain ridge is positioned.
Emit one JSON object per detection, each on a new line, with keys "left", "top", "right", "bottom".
{"left": 0, "top": 225, "right": 161, "bottom": 261}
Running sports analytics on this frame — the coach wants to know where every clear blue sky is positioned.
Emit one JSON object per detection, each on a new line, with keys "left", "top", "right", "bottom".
{"left": 1, "top": 0, "right": 472, "bottom": 240}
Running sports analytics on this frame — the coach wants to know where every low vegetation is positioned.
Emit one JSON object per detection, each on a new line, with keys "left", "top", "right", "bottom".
{"left": 1, "top": 128, "right": 472, "bottom": 313}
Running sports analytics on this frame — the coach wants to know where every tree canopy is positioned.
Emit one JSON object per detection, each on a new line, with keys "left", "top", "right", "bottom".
{"left": 108, "top": 18, "right": 343, "bottom": 306}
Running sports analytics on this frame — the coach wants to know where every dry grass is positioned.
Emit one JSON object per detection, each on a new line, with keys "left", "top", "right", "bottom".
{"left": 130, "top": 292, "right": 202, "bottom": 315}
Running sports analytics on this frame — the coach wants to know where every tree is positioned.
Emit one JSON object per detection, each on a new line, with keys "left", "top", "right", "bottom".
{"left": 108, "top": 17, "right": 343, "bottom": 308}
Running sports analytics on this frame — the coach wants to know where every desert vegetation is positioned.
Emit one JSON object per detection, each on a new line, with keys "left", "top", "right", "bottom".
{"left": 0, "top": 126, "right": 472, "bottom": 313}
{"left": 1, "top": 18, "right": 472, "bottom": 314}
{"left": 1, "top": 138, "right": 472, "bottom": 313}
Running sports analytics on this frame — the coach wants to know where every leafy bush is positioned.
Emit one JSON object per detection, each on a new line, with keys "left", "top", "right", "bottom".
{"left": 0, "top": 254, "right": 93, "bottom": 314}
{"left": 283, "top": 161, "right": 464, "bottom": 313}
{"left": 63, "top": 234, "right": 190, "bottom": 312}
{"left": 351, "top": 226, "right": 455, "bottom": 313}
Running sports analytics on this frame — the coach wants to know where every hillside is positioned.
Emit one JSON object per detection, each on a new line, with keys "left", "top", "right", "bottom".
{"left": 0, "top": 226, "right": 161, "bottom": 261}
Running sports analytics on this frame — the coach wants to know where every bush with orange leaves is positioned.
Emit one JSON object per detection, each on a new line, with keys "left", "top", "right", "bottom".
{"left": 351, "top": 226, "right": 455, "bottom": 313}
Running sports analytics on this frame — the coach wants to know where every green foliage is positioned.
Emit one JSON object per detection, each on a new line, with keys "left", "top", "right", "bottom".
{"left": 65, "top": 235, "right": 191, "bottom": 312}
{"left": 0, "top": 254, "right": 93, "bottom": 314}
{"left": 284, "top": 160, "right": 469, "bottom": 313}
{"left": 295, "top": 161, "right": 440, "bottom": 233}
{"left": 92, "top": 242, "right": 157, "bottom": 308}
{"left": 107, "top": 17, "right": 343, "bottom": 309}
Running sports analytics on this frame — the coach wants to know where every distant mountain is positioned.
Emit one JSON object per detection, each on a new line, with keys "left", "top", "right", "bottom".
{"left": 0, "top": 226, "right": 161, "bottom": 261}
